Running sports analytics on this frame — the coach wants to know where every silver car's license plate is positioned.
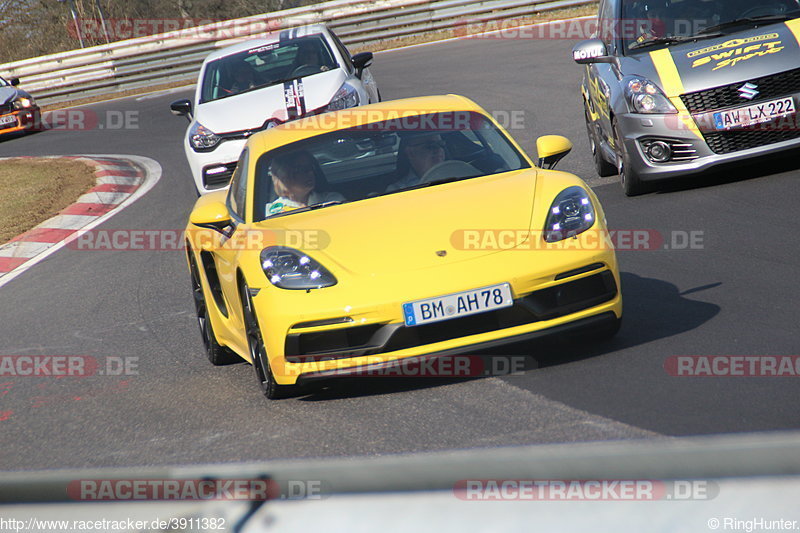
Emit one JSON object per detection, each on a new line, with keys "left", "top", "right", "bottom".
{"left": 713, "top": 97, "right": 795, "bottom": 130}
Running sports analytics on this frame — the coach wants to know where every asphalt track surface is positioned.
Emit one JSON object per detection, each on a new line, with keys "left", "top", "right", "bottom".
{"left": 1, "top": 35, "right": 799, "bottom": 471}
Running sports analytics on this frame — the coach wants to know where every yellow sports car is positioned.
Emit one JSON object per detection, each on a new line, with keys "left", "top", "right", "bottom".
{"left": 185, "top": 95, "right": 622, "bottom": 399}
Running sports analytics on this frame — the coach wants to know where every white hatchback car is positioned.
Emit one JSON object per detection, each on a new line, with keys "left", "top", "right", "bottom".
{"left": 171, "top": 24, "right": 380, "bottom": 194}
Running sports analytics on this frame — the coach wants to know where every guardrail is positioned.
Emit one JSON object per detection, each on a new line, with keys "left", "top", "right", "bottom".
{"left": 3, "top": 431, "right": 800, "bottom": 503}
{"left": 0, "top": 0, "right": 596, "bottom": 107}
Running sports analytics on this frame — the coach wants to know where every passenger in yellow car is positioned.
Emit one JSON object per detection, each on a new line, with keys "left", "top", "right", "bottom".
{"left": 265, "top": 151, "right": 345, "bottom": 216}
{"left": 385, "top": 133, "right": 447, "bottom": 192}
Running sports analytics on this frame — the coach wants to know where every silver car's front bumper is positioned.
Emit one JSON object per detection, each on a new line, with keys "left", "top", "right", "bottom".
{"left": 616, "top": 111, "right": 800, "bottom": 182}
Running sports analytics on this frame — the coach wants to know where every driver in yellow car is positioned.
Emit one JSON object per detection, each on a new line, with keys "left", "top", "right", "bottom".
{"left": 385, "top": 133, "right": 447, "bottom": 192}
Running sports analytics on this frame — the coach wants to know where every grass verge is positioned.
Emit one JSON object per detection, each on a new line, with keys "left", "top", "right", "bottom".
{"left": 0, "top": 158, "right": 98, "bottom": 244}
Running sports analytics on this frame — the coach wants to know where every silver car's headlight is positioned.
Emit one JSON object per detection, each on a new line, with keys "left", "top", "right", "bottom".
{"left": 623, "top": 76, "right": 677, "bottom": 114}
{"left": 12, "top": 97, "right": 34, "bottom": 110}
{"left": 189, "top": 121, "right": 220, "bottom": 151}
{"left": 261, "top": 247, "right": 337, "bottom": 290}
{"left": 326, "top": 83, "right": 360, "bottom": 111}
{"left": 544, "top": 186, "right": 596, "bottom": 243}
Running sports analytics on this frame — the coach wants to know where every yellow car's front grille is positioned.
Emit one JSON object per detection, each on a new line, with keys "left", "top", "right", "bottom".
{"left": 284, "top": 270, "right": 617, "bottom": 362}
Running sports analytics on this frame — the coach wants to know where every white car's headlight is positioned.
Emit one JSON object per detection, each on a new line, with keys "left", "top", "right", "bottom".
{"left": 544, "top": 186, "right": 596, "bottom": 243}
{"left": 189, "top": 121, "right": 220, "bottom": 151}
{"left": 12, "top": 97, "right": 34, "bottom": 110}
{"left": 624, "top": 76, "right": 677, "bottom": 114}
{"left": 326, "top": 83, "right": 360, "bottom": 112}
{"left": 261, "top": 247, "right": 337, "bottom": 290}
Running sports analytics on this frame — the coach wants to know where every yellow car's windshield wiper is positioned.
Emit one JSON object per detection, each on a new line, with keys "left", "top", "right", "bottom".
{"left": 383, "top": 175, "right": 478, "bottom": 196}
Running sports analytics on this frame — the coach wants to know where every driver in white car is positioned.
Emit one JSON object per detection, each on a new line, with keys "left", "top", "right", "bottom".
{"left": 385, "top": 133, "right": 447, "bottom": 192}
{"left": 292, "top": 41, "right": 332, "bottom": 73}
{"left": 228, "top": 60, "right": 257, "bottom": 94}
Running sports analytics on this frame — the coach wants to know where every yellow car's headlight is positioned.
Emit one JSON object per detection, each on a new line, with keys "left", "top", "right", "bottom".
{"left": 260, "top": 246, "right": 337, "bottom": 290}
{"left": 544, "top": 186, "right": 596, "bottom": 243}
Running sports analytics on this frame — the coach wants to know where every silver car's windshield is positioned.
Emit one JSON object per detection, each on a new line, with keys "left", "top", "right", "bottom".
{"left": 621, "top": 0, "right": 800, "bottom": 53}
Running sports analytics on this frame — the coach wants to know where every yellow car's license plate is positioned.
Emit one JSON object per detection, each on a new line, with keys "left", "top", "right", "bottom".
{"left": 402, "top": 283, "right": 513, "bottom": 327}
{"left": 713, "top": 97, "right": 795, "bottom": 130}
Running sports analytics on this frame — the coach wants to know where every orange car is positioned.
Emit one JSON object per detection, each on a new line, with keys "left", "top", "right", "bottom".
{"left": 0, "top": 75, "right": 40, "bottom": 139}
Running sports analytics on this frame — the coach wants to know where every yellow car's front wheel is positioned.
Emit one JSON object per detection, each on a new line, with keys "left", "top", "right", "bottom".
{"left": 242, "top": 283, "right": 298, "bottom": 400}
{"left": 190, "top": 256, "right": 238, "bottom": 366}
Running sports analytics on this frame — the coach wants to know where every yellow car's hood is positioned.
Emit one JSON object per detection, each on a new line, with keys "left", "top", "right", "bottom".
{"left": 259, "top": 169, "right": 539, "bottom": 275}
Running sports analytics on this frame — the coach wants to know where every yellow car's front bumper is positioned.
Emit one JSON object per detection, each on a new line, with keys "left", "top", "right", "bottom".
{"left": 289, "top": 308, "right": 620, "bottom": 386}
{"left": 253, "top": 243, "right": 622, "bottom": 385}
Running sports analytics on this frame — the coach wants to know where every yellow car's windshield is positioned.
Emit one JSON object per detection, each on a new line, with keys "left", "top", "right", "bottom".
{"left": 252, "top": 111, "right": 531, "bottom": 221}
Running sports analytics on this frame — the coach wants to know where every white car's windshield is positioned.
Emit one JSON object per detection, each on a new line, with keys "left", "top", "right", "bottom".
{"left": 251, "top": 111, "right": 531, "bottom": 221}
{"left": 200, "top": 35, "right": 338, "bottom": 103}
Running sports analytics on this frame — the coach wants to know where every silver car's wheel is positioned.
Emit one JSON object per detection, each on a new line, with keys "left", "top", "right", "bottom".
{"left": 585, "top": 107, "right": 616, "bottom": 177}
{"left": 612, "top": 118, "right": 649, "bottom": 196}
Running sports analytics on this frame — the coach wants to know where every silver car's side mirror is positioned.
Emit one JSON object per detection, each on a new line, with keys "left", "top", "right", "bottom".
{"left": 572, "top": 39, "right": 615, "bottom": 64}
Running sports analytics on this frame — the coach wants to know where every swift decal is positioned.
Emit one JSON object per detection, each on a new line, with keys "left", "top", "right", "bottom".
{"left": 688, "top": 33, "right": 784, "bottom": 70}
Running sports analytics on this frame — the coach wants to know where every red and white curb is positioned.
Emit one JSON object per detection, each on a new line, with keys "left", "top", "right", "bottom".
{"left": 0, "top": 154, "right": 161, "bottom": 287}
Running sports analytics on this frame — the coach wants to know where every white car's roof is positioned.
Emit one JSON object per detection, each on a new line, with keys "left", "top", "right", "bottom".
{"left": 204, "top": 24, "right": 331, "bottom": 63}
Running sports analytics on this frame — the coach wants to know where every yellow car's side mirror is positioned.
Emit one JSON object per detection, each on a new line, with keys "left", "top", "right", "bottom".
{"left": 536, "top": 135, "right": 573, "bottom": 169}
{"left": 190, "top": 200, "right": 232, "bottom": 235}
